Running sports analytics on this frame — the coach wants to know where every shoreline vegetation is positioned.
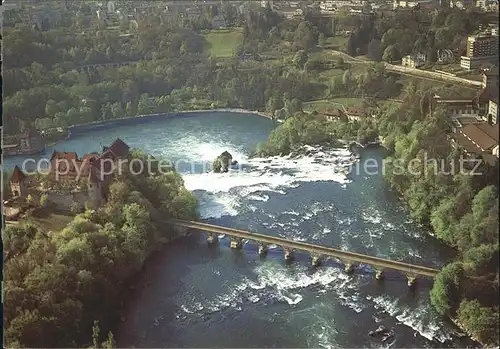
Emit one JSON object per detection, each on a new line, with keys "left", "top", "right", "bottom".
{"left": 251, "top": 91, "right": 499, "bottom": 346}
{"left": 3, "top": 150, "right": 199, "bottom": 347}
{"left": 3, "top": 1, "right": 498, "bottom": 347}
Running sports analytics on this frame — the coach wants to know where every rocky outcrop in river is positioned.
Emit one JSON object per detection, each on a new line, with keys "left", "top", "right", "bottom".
{"left": 212, "top": 151, "right": 233, "bottom": 173}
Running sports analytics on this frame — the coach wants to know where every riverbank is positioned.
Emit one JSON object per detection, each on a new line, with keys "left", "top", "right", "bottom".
{"left": 451, "top": 318, "right": 484, "bottom": 347}
{"left": 66, "top": 108, "right": 274, "bottom": 139}
{"left": 249, "top": 117, "right": 495, "bottom": 346}
{"left": 3, "top": 146, "right": 200, "bottom": 347}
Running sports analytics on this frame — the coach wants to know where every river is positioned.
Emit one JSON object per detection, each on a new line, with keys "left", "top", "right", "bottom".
{"left": 4, "top": 111, "right": 476, "bottom": 348}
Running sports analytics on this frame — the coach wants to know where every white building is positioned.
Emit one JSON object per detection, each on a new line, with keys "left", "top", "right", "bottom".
{"left": 393, "top": 0, "right": 419, "bottom": 8}
{"left": 320, "top": 1, "right": 336, "bottom": 10}
{"left": 261, "top": 0, "right": 273, "bottom": 8}
{"left": 402, "top": 54, "right": 426, "bottom": 68}
{"left": 107, "top": 1, "right": 116, "bottom": 13}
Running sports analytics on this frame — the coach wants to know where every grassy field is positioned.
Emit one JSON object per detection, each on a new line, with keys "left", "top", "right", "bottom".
{"left": 29, "top": 212, "right": 74, "bottom": 233}
{"left": 303, "top": 97, "right": 365, "bottom": 112}
{"left": 204, "top": 28, "right": 244, "bottom": 58}
{"left": 330, "top": 97, "right": 365, "bottom": 107}
{"left": 303, "top": 100, "right": 336, "bottom": 112}
{"left": 6, "top": 210, "right": 74, "bottom": 233}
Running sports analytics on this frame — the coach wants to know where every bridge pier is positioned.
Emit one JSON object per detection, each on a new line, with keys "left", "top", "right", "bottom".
{"left": 258, "top": 244, "right": 268, "bottom": 257}
{"left": 230, "top": 237, "right": 243, "bottom": 249}
{"left": 311, "top": 255, "right": 321, "bottom": 267}
{"left": 406, "top": 275, "right": 416, "bottom": 287}
{"left": 207, "top": 233, "right": 218, "bottom": 244}
{"left": 344, "top": 262, "right": 354, "bottom": 274}
{"left": 284, "top": 248, "right": 294, "bottom": 261}
{"left": 375, "top": 269, "right": 384, "bottom": 280}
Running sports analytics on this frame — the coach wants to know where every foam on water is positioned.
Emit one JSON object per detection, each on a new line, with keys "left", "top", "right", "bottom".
{"left": 182, "top": 145, "right": 354, "bottom": 219}
{"left": 174, "top": 142, "right": 452, "bottom": 345}
{"left": 166, "top": 136, "right": 247, "bottom": 164}
{"left": 177, "top": 262, "right": 451, "bottom": 344}
{"left": 362, "top": 207, "right": 383, "bottom": 224}
{"left": 177, "top": 262, "right": 367, "bottom": 321}
{"left": 371, "top": 295, "right": 453, "bottom": 343}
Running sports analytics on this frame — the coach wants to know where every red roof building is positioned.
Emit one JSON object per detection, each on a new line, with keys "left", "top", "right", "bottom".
{"left": 345, "top": 107, "right": 366, "bottom": 121}
{"left": 10, "top": 166, "right": 26, "bottom": 183}
{"left": 451, "top": 121, "right": 500, "bottom": 165}
{"left": 10, "top": 166, "right": 28, "bottom": 197}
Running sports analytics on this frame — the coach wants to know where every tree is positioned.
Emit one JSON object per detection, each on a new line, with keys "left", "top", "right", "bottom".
{"left": 34, "top": 117, "right": 54, "bottom": 131}
{"left": 92, "top": 320, "right": 100, "bottom": 349}
{"left": 102, "top": 332, "right": 116, "bottom": 349}
{"left": 334, "top": 57, "right": 346, "bottom": 69}
{"left": 318, "top": 33, "right": 327, "bottom": 46}
{"left": 293, "top": 22, "right": 318, "bottom": 51}
{"left": 40, "top": 194, "right": 49, "bottom": 207}
{"left": 293, "top": 50, "right": 308, "bottom": 69}
{"left": 346, "top": 34, "right": 357, "bottom": 56}
{"left": 329, "top": 76, "right": 343, "bottom": 95}
{"left": 342, "top": 69, "right": 353, "bottom": 89}
{"left": 220, "top": 3, "right": 237, "bottom": 27}
{"left": 284, "top": 98, "right": 303, "bottom": 117}
{"left": 367, "top": 39, "right": 382, "bottom": 61}
{"left": 435, "top": 27, "right": 453, "bottom": 49}
{"left": 70, "top": 202, "right": 81, "bottom": 214}
{"left": 45, "top": 100, "right": 59, "bottom": 117}
{"left": 430, "top": 262, "right": 464, "bottom": 315}
{"left": 266, "top": 96, "right": 282, "bottom": 116}
{"left": 110, "top": 102, "right": 124, "bottom": 119}
{"left": 382, "top": 45, "right": 401, "bottom": 62}
{"left": 463, "top": 244, "right": 499, "bottom": 272}
{"left": 304, "top": 58, "right": 322, "bottom": 71}
{"left": 457, "top": 300, "right": 499, "bottom": 345}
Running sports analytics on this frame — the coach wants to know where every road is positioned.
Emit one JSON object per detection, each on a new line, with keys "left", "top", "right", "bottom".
{"left": 328, "top": 50, "right": 482, "bottom": 88}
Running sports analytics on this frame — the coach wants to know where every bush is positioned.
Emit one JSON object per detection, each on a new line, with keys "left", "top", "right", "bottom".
{"left": 430, "top": 262, "right": 464, "bottom": 315}
{"left": 457, "top": 300, "right": 499, "bottom": 345}
{"left": 40, "top": 194, "right": 49, "bottom": 207}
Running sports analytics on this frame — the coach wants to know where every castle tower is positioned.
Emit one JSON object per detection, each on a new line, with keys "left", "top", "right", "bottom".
{"left": 87, "top": 167, "right": 105, "bottom": 206}
{"left": 10, "top": 166, "right": 28, "bottom": 198}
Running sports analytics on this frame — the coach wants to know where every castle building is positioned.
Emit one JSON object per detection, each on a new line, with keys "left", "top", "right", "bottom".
{"left": 8, "top": 138, "right": 131, "bottom": 205}
{"left": 47, "top": 138, "right": 130, "bottom": 203}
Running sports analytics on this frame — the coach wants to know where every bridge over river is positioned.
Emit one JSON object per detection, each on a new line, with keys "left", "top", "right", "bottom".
{"left": 167, "top": 219, "right": 440, "bottom": 287}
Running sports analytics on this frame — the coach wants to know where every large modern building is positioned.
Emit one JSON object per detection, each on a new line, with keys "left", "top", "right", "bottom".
{"left": 460, "top": 30, "right": 499, "bottom": 70}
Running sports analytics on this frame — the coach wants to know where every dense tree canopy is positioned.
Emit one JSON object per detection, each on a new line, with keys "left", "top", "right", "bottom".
{"left": 3, "top": 151, "right": 199, "bottom": 348}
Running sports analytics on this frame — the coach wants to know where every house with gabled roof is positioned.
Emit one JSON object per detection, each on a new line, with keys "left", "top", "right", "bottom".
{"left": 46, "top": 138, "right": 130, "bottom": 204}
{"left": 10, "top": 166, "right": 28, "bottom": 198}
{"left": 450, "top": 121, "right": 499, "bottom": 165}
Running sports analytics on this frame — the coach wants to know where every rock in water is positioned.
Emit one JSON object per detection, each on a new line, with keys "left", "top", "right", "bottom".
{"left": 213, "top": 151, "right": 233, "bottom": 173}
{"left": 369, "top": 325, "right": 388, "bottom": 337}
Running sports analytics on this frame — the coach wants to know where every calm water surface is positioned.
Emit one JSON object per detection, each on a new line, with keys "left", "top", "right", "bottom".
{"left": 5, "top": 112, "right": 475, "bottom": 348}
